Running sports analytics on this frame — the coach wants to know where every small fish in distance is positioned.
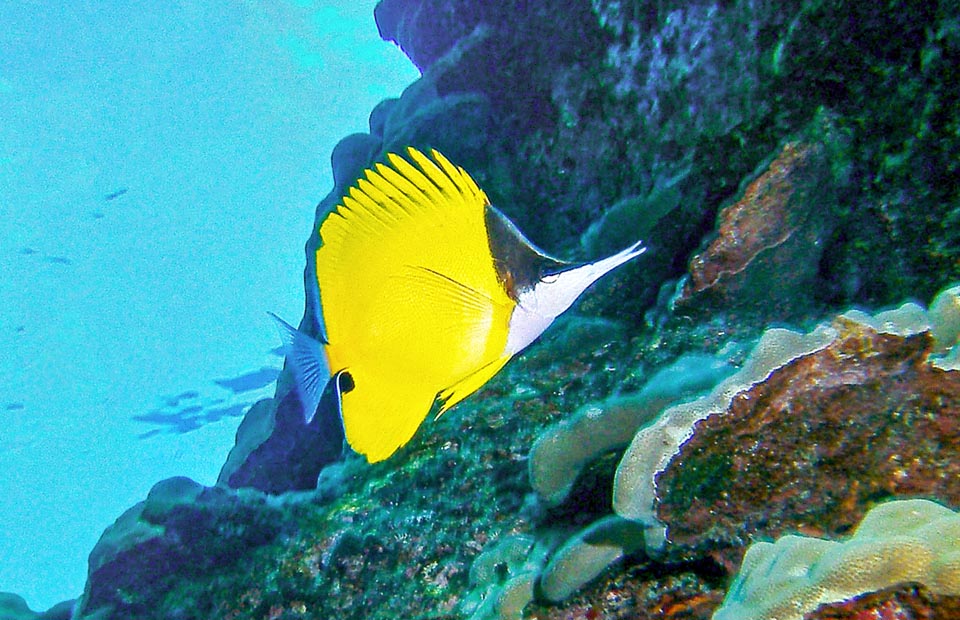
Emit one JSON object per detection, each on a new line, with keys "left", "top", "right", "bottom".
{"left": 272, "top": 147, "right": 645, "bottom": 463}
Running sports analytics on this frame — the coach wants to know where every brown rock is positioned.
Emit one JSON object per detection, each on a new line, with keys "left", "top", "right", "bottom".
{"left": 655, "top": 315, "right": 960, "bottom": 567}
{"left": 676, "top": 138, "right": 836, "bottom": 321}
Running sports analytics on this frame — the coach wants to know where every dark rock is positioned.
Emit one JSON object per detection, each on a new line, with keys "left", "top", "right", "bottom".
{"left": 0, "top": 595, "right": 74, "bottom": 620}
{"left": 0, "top": 593, "right": 37, "bottom": 620}
{"left": 779, "top": 1, "right": 960, "bottom": 307}
{"left": 372, "top": 0, "right": 960, "bottom": 320}
{"left": 368, "top": 98, "right": 397, "bottom": 138}
{"left": 381, "top": 91, "right": 492, "bottom": 161}
{"left": 218, "top": 387, "right": 345, "bottom": 494}
{"left": 76, "top": 478, "right": 289, "bottom": 619}
{"left": 330, "top": 133, "right": 382, "bottom": 192}
{"left": 38, "top": 600, "right": 75, "bottom": 620}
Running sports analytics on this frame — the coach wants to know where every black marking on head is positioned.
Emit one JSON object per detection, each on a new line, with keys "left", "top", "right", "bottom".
{"left": 484, "top": 205, "right": 569, "bottom": 300}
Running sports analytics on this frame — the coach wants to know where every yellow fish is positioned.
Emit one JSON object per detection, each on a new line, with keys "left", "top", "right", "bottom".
{"left": 273, "top": 147, "right": 644, "bottom": 462}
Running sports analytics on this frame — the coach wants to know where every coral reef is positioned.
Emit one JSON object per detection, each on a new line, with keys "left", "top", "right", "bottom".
{"left": 615, "top": 300, "right": 960, "bottom": 565}
{"left": 30, "top": 1, "right": 960, "bottom": 619}
{"left": 712, "top": 498, "right": 960, "bottom": 620}
{"left": 71, "top": 292, "right": 960, "bottom": 620}
{"left": 224, "top": 0, "right": 960, "bottom": 495}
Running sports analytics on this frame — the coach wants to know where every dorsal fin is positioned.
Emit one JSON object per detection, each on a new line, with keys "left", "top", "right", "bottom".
{"left": 325, "top": 148, "right": 488, "bottom": 240}
{"left": 316, "top": 148, "right": 510, "bottom": 350}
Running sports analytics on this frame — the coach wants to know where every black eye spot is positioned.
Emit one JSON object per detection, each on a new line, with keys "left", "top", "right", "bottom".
{"left": 339, "top": 372, "right": 355, "bottom": 393}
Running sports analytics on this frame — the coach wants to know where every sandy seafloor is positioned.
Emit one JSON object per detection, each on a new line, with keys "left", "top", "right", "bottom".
{"left": 0, "top": 1, "right": 419, "bottom": 609}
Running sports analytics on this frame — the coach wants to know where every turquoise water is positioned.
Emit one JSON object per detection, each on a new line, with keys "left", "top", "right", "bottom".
{"left": 0, "top": 1, "right": 418, "bottom": 609}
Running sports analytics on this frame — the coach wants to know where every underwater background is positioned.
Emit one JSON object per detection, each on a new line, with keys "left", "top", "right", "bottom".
{"left": 0, "top": 0, "right": 417, "bottom": 612}
{"left": 3, "top": 0, "right": 960, "bottom": 619}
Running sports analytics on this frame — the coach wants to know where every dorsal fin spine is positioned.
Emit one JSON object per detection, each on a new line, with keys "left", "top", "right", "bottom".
{"left": 405, "top": 149, "right": 459, "bottom": 203}
{"left": 348, "top": 183, "right": 402, "bottom": 224}
{"left": 375, "top": 163, "right": 425, "bottom": 206}
{"left": 356, "top": 178, "right": 412, "bottom": 217}
{"left": 429, "top": 149, "right": 485, "bottom": 203}
{"left": 426, "top": 156, "right": 470, "bottom": 204}
{"left": 339, "top": 195, "right": 390, "bottom": 235}
{"left": 365, "top": 167, "right": 436, "bottom": 222}
{"left": 389, "top": 154, "right": 449, "bottom": 207}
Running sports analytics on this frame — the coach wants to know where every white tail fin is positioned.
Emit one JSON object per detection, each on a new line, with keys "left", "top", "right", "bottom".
{"left": 268, "top": 313, "right": 332, "bottom": 424}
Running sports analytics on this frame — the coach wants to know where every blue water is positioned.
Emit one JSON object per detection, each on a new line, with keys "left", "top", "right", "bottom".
{"left": 0, "top": 1, "right": 419, "bottom": 610}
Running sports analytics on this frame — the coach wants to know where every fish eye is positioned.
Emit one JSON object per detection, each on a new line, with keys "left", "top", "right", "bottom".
{"left": 338, "top": 372, "right": 355, "bottom": 393}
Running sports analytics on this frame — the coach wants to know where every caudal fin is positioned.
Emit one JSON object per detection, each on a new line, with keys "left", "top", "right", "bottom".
{"left": 268, "top": 313, "right": 331, "bottom": 424}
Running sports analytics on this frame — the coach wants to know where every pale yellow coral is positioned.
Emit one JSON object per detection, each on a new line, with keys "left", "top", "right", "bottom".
{"left": 930, "top": 284, "right": 960, "bottom": 353}
{"left": 459, "top": 535, "right": 548, "bottom": 620}
{"left": 712, "top": 499, "right": 960, "bottom": 620}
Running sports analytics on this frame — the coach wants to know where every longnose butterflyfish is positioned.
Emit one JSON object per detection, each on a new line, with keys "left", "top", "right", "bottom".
{"left": 272, "top": 147, "right": 644, "bottom": 462}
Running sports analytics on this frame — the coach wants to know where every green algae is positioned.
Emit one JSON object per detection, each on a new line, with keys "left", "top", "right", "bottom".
{"left": 656, "top": 449, "right": 732, "bottom": 512}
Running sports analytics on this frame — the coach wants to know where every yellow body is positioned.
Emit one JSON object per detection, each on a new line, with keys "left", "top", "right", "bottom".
{"left": 316, "top": 149, "right": 514, "bottom": 462}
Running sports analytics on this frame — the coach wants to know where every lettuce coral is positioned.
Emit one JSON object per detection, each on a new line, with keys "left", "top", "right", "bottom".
{"left": 459, "top": 535, "right": 547, "bottom": 620}
{"left": 712, "top": 498, "right": 960, "bottom": 620}
{"left": 539, "top": 516, "right": 645, "bottom": 603}
{"left": 529, "top": 351, "right": 736, "bottom": 506}
{"left": 931, "top": 284, "right": 960, "bottom": 365}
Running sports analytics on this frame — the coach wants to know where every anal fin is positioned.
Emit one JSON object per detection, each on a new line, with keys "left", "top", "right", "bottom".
{"left": 435, "top": 354, "right": 512, "bottom": 418}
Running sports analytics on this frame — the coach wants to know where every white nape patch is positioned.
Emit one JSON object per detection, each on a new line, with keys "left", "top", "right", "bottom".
{"left": 505, "top": 241, "right": 645, "bottom": 355}
{"left": 505, "top": 290, "right": 556, "bottom": 355}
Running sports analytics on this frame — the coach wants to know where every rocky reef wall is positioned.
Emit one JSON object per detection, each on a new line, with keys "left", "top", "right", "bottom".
{"left": 24, "top": 2, "right": 959, "bottom": 619}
